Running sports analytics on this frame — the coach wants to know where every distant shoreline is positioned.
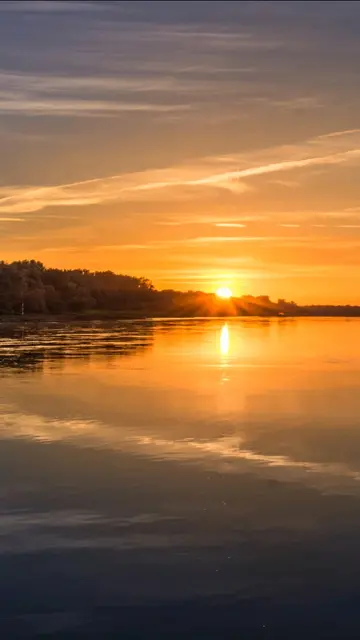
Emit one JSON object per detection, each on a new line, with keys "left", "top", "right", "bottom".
{"left": 2, "top": 310, "right": 360, "bottom": 326}
{"left": 2, "top": 261, "right": 360, "bottom": 321}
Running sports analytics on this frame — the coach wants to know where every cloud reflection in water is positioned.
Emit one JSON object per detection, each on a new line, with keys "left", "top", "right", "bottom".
{"left": 1, "top": 404, "right": 360, "bottom": 495}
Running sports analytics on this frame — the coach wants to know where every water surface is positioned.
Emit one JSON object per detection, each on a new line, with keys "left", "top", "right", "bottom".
{"left": 1, "top": 318, "right": 360, "bottom": 638}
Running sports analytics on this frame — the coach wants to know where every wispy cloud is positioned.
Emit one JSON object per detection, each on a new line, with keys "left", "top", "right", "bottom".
{"left": 0, "top": 70, "right": 234, "bottom": 98}
{"left": 252, "top": 96, "right": 322, "bottom": 110}
{"left": 94, "top": 236, "right": 328, "bottom": 252}
{"left": 215, "top": 223, "right": 247, "bottom": 228}
{"left": 3, "top": 406, "right": 360, "bottom": 494}
{"left": 157, "top": 215, "right": 269, "bottom": 226}
{"left": 0, "top": 70, "right": 203, "bottom": 117}
{"left": 1, "top": 129, "right": 360, "bottom": 214}
{"left": 126, "top": 149, "right": 360, "bottom": 195}
{"left": 0, "top": 96, "right": 189, "bottom": 117}
{"left": 336, "top": 224, "right": 360, "bottom": 229}
{"left": 317, "top": 129, "right": 360, "bottom": 140}
{"left": 0, "top": 217, "right": 24, "bottom": 222}
{"left": 0, "top": 1, "right": 98, "bottom": 12}
{"left": 82, "top": 233, "right": 360, "bottom": 254}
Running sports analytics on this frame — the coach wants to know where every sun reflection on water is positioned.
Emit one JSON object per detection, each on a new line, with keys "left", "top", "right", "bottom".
{"left": 220, "top": 324, "right": 230, "bottom": 356}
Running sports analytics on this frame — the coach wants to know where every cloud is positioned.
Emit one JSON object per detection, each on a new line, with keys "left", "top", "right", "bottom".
{"left": 0, "top": 70, "right": 236, "bottom": 97}
{"left": 0, "top": 174, "right": 249, "bottom": 215}
{"left": 3, "top": 406, "right": 360, "bottom": 493}
{"left": 252, "top": 96, "right": 322, "bottom": 110}
{"left": 0, "top": 70, "right": 207, "bottom": 117}
{"left": 0, "top": 95, "right": 189, "bottom": 117}
{"left": 85, "top": 233, "right": 360, "bottom": 254}
{"left": 336, "top": 224, "right": 360, "bottom": 229}
{"left": 0, "top": 1, "right": 98, "bottom": 12}
{"left": 157, "top": 215, "right": 268, "bottom": 226}
{"left": 0, "top": 31, "right": 277, "bottom": 119}
{"left": 215, "top": 223, "right": 247, "bottom": 228}
{"left": 104, "top": 25, "right": 281, "bottom": 52}
{"left": 0, "top": 217, "right": 24, "bottom": 222}
{"left": 1, "top": 128, "right": 360, "bottom": 214}
{"left": 191, "top": 149, "right": 360, "bottom": 185}
{"left": 126, "top": 148, "right": 360, "bottom": 197}
{"left": 95, "top": 236, "right": 325, "bottom": 252}
{"left": 317, "top": 129, "right": 360, "bottom": 140}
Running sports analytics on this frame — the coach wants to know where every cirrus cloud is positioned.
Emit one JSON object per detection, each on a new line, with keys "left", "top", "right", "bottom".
{"left": 1, "top": 128, "right": 360, "bottom": 215}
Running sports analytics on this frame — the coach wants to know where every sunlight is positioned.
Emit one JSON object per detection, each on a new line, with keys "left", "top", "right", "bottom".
{"left": 216, "top": 286, "right": 233, "bottom": 299}
{"left": 220, "top": 323, "right": 230, "bottom": 356}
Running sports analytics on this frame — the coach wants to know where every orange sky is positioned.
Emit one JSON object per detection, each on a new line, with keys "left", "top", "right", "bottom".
{"left": 1, "top": 1, "right": 360, "bottom": 303}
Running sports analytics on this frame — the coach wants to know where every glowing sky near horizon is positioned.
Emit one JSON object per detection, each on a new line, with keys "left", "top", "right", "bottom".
{"left": 1, "top": 0, "right": 360, "bottom": 302}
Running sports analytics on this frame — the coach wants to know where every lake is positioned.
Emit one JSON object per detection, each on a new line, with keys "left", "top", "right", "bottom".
{"left": 1, "top": 318, "right": 360, "bottom": 638}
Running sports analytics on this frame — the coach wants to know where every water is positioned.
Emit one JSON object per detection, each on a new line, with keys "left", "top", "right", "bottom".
{"left": 1, "top": 318, "right": 360, "bottom": 638}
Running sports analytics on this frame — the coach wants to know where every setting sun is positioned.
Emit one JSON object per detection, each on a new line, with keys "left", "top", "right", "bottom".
{"left": 216, "top": 286, "right": 233, "bottom": 299}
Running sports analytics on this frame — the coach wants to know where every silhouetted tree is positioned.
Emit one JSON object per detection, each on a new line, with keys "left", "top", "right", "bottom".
{"left": 1, "top": 258, "right": 358, "bottom": 318}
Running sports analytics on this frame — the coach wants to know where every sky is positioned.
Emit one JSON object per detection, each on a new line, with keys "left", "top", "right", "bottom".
{"left": 1, "top": 0, "right": 360, "bottom": 303}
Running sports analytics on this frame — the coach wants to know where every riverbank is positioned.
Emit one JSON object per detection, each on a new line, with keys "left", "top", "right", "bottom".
{"left": 2, "top": 310, "right": 360, "bottom": 327}
{"left": 0, "top": 311, "right": 150, "bottom": 324}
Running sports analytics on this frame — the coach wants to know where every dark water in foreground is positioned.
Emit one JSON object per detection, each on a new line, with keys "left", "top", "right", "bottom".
{"left": 2, "top": 318, "right": 360, "bottom": 638}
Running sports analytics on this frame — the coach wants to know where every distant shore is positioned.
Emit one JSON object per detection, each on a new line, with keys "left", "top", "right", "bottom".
{"left": 2, "top": 309, "right": 360, "bottom": 326}
{"left": 0, "top": 311, "right": 150, "bottom": 325}
{"left": 2, "top": 261, "right": 360, "bottom": 322}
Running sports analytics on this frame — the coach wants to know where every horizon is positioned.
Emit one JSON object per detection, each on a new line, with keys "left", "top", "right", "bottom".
{"left": 2, "top": 258, "right": 360, "bottom": 308}
{"left": 1, "top": 1, "right": 360, "bottom": 303}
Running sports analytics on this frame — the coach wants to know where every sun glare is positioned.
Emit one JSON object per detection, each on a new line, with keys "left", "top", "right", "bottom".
{"left": 216, "top": 286, "right": 233, "bottom": 299}
{"left": 220, "top": 324, "right": 230, "bottom": 355}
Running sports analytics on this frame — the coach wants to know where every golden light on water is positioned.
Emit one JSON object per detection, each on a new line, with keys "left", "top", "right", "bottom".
{"left": 216, "top": 286, "right": 233, "bottom": 299}
{"left": 220, "top": 324, "right": 230, "bottom": 356}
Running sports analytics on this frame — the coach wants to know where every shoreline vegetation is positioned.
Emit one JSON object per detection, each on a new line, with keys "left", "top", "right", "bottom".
{"left": 1, "top": 260, "right": 360, "bottom": 321}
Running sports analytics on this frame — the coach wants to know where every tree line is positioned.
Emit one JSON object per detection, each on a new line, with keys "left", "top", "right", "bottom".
{"left": 0, "top": 260, "right": 155, "bottom": 315}
{"left": 0, "top": 260, "right": 359, "bottom": 318}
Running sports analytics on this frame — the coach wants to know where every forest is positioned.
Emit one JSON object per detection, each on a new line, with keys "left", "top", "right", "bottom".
{"left": 0, "top": 260, "right": 359, "bottom": 318}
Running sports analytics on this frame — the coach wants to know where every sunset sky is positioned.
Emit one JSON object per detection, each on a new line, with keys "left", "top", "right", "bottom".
{"left": 1, "top": 0, "right": 360, "bottom": 302}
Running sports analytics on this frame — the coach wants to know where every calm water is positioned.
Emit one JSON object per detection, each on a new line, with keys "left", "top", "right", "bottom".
{"left": 2, "top": 318, "right": 360, "bottom": 638}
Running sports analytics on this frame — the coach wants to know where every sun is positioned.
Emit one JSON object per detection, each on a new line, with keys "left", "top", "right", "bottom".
{"left": 216, "top": 286, "right": 233, "bottom": 299}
